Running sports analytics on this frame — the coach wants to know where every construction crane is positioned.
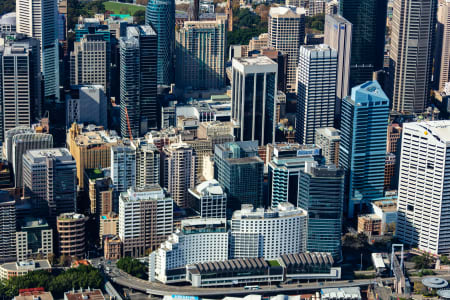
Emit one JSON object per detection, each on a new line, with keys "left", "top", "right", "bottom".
{"left": 124, "top": 107, "right": 133, "bottom": 141}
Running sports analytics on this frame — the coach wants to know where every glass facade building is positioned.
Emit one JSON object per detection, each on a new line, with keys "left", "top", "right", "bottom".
{"left": 339, "top": 0, "right": 387, "bottom": 87}
{"left": 339, "top": 81, "right": 389, "bottom": 217}
{"left": 298, "top": 163, "right": 344, "bottom": 260}
{"left": 146, "top": 0, "right": 175, "bottom": 86}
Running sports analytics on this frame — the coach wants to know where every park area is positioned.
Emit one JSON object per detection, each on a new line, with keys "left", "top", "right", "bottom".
{"left": 104, "top": 1, "right": 145, "bottom": 15}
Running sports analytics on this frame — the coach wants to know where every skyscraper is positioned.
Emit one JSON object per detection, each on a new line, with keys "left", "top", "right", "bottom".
{"left": 339, "top": 0, "right": 387, "bottom": 86}
{"left": 231, "top": 56, "right": 277, "bottom": 146}
{"left": 324, "top": 14, "right": 352, "bottom": 122}
{"left": 396, "top": 121, "right": 450, "bottom": 255}
{"left": 70, "top": 34, "right": 107, "bottom": 91}
{"left": 111, "top": 145, "right": 136, "bottom": 195}
{"left": 120, "top": 25, "right": 158, "bottom": 137}
{"left": 389, "top": 0, "right": 436, "bottom": 113}
{"left": 66, "top": 85, "right": 107, "bottom": 128}
{"left": 298, "top": 162, "right": 344, "bottom": 260}
{"left": 295, "top": 44, "right": 338, "bottom": 144}
{"left": 161, "top": 143, "right": 196, "bottom": 208}
{"left": 434, "top": 0, "right": 450, "bottom": 91}
{"left": 146, "top": 0, "right": 175, "bottom": 86}
{"left": 0, "top": 191, "right": 16, "bottom": 263}
{"left": 16, "top": 0, "right": 60, "bottom": 101}
{"left": 23, "top": 148, "right": 77, "bottom": 218}
{"left": 268, "top": 6, "right": 305, "bottom": 93}
{"left": 339, "top": 81, "right": 389, "bottom": 217}
{"left": 214, "top": 141, "right": 264, "bottom": 210}
{"left": 175, "top": 17, "right": 226, "bottom": 91}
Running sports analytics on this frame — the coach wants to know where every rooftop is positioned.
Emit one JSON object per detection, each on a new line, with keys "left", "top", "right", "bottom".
{"left": 233, "top": 55, "right": 277, "bottom": 67}
{"left": 408, "top": 120, "right": 450, "bottom": 143}
{"left": 64, "top": 289, "right": 105, "bottom": 300}
{"left": 190, "top": 179, "right": 224, "bottom": 197}
{"left": 25, "top": 148, "right": 74, "bottom": 162}
{"left": 15, "top": 291, "right": 54, "bottom": 300}
{"left": 269, "top": 6, "right": 305, "bottom": 17}
{"left": 350, "top": 80, "right": 389, "bottom": 104}
{"left": 57, "top": 213, "right": 86, "bottom": 221}
{"left": 232, "top": 202, "right": 307, "bottom": 220}
{"left": 0, "top": 260, "right": 51, "bottom": 272}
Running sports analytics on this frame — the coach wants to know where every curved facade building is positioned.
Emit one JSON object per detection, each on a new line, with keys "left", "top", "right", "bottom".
{"left": 57, "top": 213, "right": 86, "bottom": 257}
{"left": 145, "top": 0, "right": 175, "bottom": 86}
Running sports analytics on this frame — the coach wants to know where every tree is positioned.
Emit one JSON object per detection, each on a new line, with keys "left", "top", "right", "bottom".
{"left": 441, "top": 255, "right": 450, "bottom": 265}
{"left": 414, "top": 282, "right": 426, "bottom": 295}
{"left": 117, "top": 256, "right": 148, "bottom": 280}
{"left": 134, "top": 10, "right": 146, "bottom": 25}
{"left": 412, "top": 253, "right": 433, "bottom": 270}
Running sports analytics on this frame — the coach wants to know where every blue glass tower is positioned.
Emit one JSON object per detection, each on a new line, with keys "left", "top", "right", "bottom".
{"left": 146, "top": 0, "right": 175, "bottom": 86}
{"left": 339, "top": 81, "right": 389, "bottom": 217}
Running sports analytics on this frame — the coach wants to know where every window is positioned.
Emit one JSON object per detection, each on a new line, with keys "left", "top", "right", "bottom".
{"left": 407, "top": 205, "right": 414, "bottom": 212}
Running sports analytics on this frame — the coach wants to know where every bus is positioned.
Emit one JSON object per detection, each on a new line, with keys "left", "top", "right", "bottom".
{"left": 244, "top": 286, "right": 260, "bottom": 290}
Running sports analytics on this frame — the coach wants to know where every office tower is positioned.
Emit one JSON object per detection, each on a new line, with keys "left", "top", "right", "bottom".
{"left": 151, "top": 219, "right": 228, "bottom": 283}
{"left": 339, "top": 0, "right": 387, "bottom": 86}
{"left": 56, "top": 213, "right": 86, "bottom": 257}
{"left": 12, "top": 133, "right": 53, "bottom": 188}
{"left": 145, "top": 0, "right": 175, "bottom": 86}
{"left": 188, "top": 179, "right": 227, "bottom": 218}
{"left": 84, "top": 169, "right": 114, "bottom": 216}
{"left": 230, "top": 203, "right": 307, "bottom": 259}
{"left": 3, "top": 127, "right": 33, "bottom": 163}
{"left": 324, "top": 14, "right": 352, "bottom": 118}
{"left": 119, "top": 185, "right": 173, "bottom": 257}
{"left": 23, "top": 148, "right": 77, "bottom": 217}
{"left": 133, "top": 140, "right": 160, "bottom": 188}
{"left": 66, "top": 85, "right": 107, "bottom": 128}
{"left": 231, "top": 56, "right": 277, "bottom": 146}
{"left": 120, "top": 25, "right": 158, "bottom": 137}
{"left": 268, "top": 144, "right": 321, "bottom": 207}
{"left": 16, "top": 217, "right": 53, "bottom": 261}
{"left": 161, "top": 143, "right": 196, "bottom": 208}
{"left": 1, "top": 41, "right": 41, "bottom": 139}
{"left": 111, "top": 145, "right": 136, "bottom": 195}
{"left": 0, "top": 191, "right": 16, "bottom": 262}
{"left": 175, "top": 17, "right": 226, "bottom": 91}
{"left": 268, "top": 6, "right": 305, "bottom": 93}
{"left": 67, "top": 124, "right": 119, "bottom": 189}
{"left": 298, "top": 162, "right": 344, "bottom": 260}
{"left": 16, "top": 0, "right": 60, "bottom": 101}
{"left": 0, "top": 13, "right": 16, "bottom": 32}
{"left": 389, "top": 0, "right": 436, "bottom": 113}
{"left": 259, "top": 49, "right": 288, "bottom": 94}
{"left": 70, "top": 34, "right": 107, "bottom": 91}
{"left": 396, "top": 121, "right": 450, "bottom": 254}
{"left": 339, "top": 81, "right": 389, "bottom": 217}
{"left": 315, "top": 127, "right": 341, "bottom": 166}
{"left": 295, "top": 45, "right": 338, "bottom": 144}
{"left": 435, "top": 1, "right": 450, "bottom": 91}
{"left": 188, "top": 0, "right": 199, "bottom": 20}
{"left": 214, "top": 141, "right": 264, "bottom": 210}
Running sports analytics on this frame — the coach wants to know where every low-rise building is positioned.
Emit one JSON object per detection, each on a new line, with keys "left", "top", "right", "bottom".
{"left": 357, "top": 214, "right": 382, "bottom": 236}
{"left": 0, "top": 260, "right": 51, "bottom": 280}
{"left": 99, "top": 212, "right": 119, "bottom": 246}
{"left": 188, "top": 179, "right": 227, "bottom": 218}
{"left": 104, "top": 235, "right": 122, "bottom": 260}
{"left": 64, "top": 288, "right": 105, "bottom": 300}
{"left": 372, "top": 199, "right": 397, "bottom": 233}
{"left": 14, "top": 289, "right": 54, "bottom": 300}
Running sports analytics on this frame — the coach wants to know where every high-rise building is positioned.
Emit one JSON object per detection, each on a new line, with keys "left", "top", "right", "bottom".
{"left": 161, "top": 143, "right": 196, "bottom": 208}
{"left": 397, "top": 121, "right": 450, "bottom": 254}
{"left": 435, "top": 0, "right": 450, "bottom": 91}
{"left": 1, "top": 39, "right": 41, "bottom": 139}
{"left": 389, "top": 0, "right": 436, "bottom": 113}
{"left": 119, "top": 185, "right": 173, "bottom": 257}
{"left": 66, "top": 123, "right": 119, "bottom": 189}
{"left": 339, "top": 81, "right": 389, "bottom": 217}
{"left": 231, "top": 56, "right": 277, "bottom": 146}
{"left": 339, "top": 0, "right": 387, "bottom": 86}
{"left": 16, "top": 0, "right": 60, "bottom": 101}
{"left": 188, "top": 179, "right": 227, "bottom": 218}
{"left": 146, "top": 0, "right": 175, "bottom": 86}
{"left": 56, "top": 213, "right": 86, "bottom": 257}
{"left": 230, "top": 203, "right": 307, "bottom": 260}
{"left": 133, "top": 140, "right": 160, "bottom": 188}
{"left": 12, "top": 133, "right": 53, "bottom": 188}
{"left": 23, "top": 148, "right": 77, "bottom": 218}
{"left": 268, "top": 6, "right": 305, "bottom": 93}
{"left": 70, "top": 34, "right": 107, "bottom": 91}
{"left": 324, "top": 14, "right": 352, "bottom": 120}
{"left": 175, "top": 17, "right": 226, "bottom": 91}
{"left": 111, "top": 145, "right": 136, "bottom": 195}
{"left": 298, "top": 162, "right": 344, "bottom": 260}
{"left": 16, "top": 217, "right": 53, "bottom": 261}
{"left": 295, "top": 44, "right": 338, "bottom": 144}
{"left": 214, "top": 141, "right": 264, "bottom": 210}
{"left": 0, "top": 12, "right": 16, "bottom": 32}
{"left": 3, "top": 127, "right": 33, "bottom": 163}
{"left": 120, "top": 25, "right": 158, "bottom": 137}
{"left": 315, "top": 127, "right": 340, "bottom": 166}
{"left": 66, "top": 85, "right": 107, "bottom": 128}
{"left": 0, "top": 191, "right": 16, "bottom": 262}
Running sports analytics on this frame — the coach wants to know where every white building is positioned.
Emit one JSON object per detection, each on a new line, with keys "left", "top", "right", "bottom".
{"left": 16, "top": 218, "right": 53, "bottom": 262}
{"left": 16, "top": 0, "right": 59, "bottom": 100}
{"left": 119, "top": 185, "right": 173, "bottom": 257}
{"left": 132, "top": 140, "right": 160, "bottom": 188}
{"left": 151, "top": 218, "right": 229, "bottom": 283}
{"left": 111, "top": 145, "right": 136, "bottom": 194}
{"left": 0, "top": 260, "right": 51, "bottom": 280}
{"left": 231, "top": 202, "right": 308, "bottom": 260}
{"left": 188, "top": 179, "right": 227, "bottom": 219}
{"left": 396, "top": 121, "right": 450, "bottom": 254}
{"left": 295, "top": 44, "right": 337, "bottom": 144}
{"left": 66, "top": 85, "right": 107, "bottom": 128}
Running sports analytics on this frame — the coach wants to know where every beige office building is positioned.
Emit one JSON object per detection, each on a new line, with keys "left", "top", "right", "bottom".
{"left": 435, "top": 0, "right": 450, "bottom": 91}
